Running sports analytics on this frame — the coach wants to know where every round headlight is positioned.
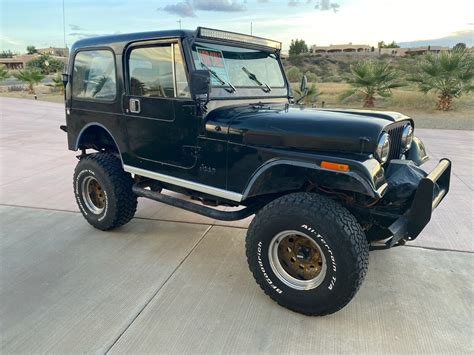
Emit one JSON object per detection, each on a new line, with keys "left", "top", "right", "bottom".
{"left": 401, "top": 124, "right": 414, "bottom": 152}
{"left": 375, "top": 132, "right": 390, "bottom": 163}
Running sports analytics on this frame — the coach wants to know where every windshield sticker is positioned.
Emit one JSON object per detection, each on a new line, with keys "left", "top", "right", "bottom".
{"left": 196, "top": 47, "right": 230, "bottom": 85}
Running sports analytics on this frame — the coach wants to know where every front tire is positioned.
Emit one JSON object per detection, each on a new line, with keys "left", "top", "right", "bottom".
{"left": 73, "top": 153, "right": 137, "bottom": 230}
{"left": 246, "top": 192, "right": 369, "bottom": 316}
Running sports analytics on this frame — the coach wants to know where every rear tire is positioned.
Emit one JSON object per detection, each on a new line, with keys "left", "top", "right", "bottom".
{"left": 73, "top": 153, "right": 137, "bottom": 230}
{"left": 246, "top": 192, "right": 369, "bottom": 316}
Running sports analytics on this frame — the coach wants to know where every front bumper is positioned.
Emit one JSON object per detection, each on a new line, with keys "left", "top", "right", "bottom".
{"left": 387, "top": 159, "right": 451, "bottom": 246}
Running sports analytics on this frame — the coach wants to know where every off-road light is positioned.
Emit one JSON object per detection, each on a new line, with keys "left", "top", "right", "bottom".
{"left": 321, "top": 161, "right": 350, "bottom": 172}
{"left": 375, "top": 132, "right": 390, "bottom": 164}
{"left": 401, "top": 124, "right": 414, "bottom": 153}
{"left": 198, "top": 27, "right": 282, "bottom": 50}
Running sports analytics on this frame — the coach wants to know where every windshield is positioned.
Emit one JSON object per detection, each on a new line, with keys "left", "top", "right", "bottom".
{"left": 191, "top": 42, "right": 285, "bottom": 91}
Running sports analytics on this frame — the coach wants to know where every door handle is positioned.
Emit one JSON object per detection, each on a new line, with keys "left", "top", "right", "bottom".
{"left": 129, "top": 98, "right": 141, "bottom": 113}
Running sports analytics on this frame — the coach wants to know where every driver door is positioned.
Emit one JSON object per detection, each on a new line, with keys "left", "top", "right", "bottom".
{"left": 124, "top": 40, "right": 198, "bottom": 171}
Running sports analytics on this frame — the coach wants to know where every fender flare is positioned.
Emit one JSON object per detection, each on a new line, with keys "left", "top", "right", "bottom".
{"left": 74, "top": 123, "right": 124, "bottom": 164}
{"left": 75, "top": 123, "right": 121, "bottom": 152}
{"left": 242, "top": 158, "right": 387, "bottom": 200}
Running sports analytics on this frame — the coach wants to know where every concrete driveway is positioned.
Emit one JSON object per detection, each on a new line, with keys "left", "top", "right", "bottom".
{"left": 1, "top": 97, "right": 473, "bottom": 353}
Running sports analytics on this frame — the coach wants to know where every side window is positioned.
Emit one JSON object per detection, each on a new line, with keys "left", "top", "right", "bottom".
{"left": 72, "top": 50, "right": 116, "bottom": 100}
{"left": 128, "top": 43, "right": 189, "bottom": 98}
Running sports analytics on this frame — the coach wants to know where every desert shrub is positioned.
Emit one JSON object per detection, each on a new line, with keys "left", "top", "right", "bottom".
{"left": 286, "top": 66, "right": 302, "bottom": 82}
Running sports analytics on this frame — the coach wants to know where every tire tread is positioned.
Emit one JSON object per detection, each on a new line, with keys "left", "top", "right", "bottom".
{"left": 74, "top": 153, "right": 137, "bottom": 230}
{"left": 245, "top": 192, "right": 369, "bottom": 316}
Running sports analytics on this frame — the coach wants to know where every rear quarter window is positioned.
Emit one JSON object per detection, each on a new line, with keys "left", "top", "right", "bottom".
{"left": 72, "top": 50, "right": 116, "bottom": 101}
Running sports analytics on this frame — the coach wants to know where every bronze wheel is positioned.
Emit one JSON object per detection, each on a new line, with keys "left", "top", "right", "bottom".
{"left": 81, "top": 176, "right": 106, "bottom": 214}
{"left": 74, "top": 153, "right": 137, "bottom": 230}
{"left": 268, "top": 230, "right": 327, "bottom": 290}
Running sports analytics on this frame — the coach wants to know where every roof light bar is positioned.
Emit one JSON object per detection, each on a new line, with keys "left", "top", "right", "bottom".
{"left": 198, "top": 27, "right": 282, "bottom": 50}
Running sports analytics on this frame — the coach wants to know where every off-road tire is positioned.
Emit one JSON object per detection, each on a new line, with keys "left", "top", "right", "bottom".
{"left": 246, "top": 192, "right": 369, "bottom": 316}
{"left": 73, "top": 153, "right": 137, "bottom": 230}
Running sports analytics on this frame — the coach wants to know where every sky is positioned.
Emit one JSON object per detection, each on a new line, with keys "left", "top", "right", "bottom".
{"left": 0, "top": 0, "right": 473, "bottom": 53}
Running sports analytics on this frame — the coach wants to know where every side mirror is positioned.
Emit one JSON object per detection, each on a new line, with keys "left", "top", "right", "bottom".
{"left": 300, "top": 74, "right": 308, "bottom": 93}
{"left": 62, "top": 73, "right": 69, "bottom": 87}
{"left": 296, "top": 74, "right": 309, "bottom": 104}
{"left": 190, "top": 70, "right": 211, "bottom": 101}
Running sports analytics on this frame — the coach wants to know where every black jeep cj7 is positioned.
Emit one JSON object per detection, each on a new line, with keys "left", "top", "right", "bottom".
{"left": 62, "top": 27, "right": 451, "bottom": 316}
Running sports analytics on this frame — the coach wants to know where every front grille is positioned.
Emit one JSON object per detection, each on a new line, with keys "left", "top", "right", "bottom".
{"left": 386, "top": 122, "right": 406, "bottom": 161}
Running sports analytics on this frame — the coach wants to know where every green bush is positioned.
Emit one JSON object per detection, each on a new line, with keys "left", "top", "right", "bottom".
{"left": 26, "top": 54, "right": 64, "bottom": 74}
{"left": 286, "top": 66, "right": 302, "bottom": 82}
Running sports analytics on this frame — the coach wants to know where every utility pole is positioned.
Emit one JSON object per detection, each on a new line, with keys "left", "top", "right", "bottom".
{"left": 177, "top": 19, "right": 182, "bottom": 30}
{"left": 250, "top": 22, "right": 253, "bottom": 36}
{"left": 62, "top": 0, "right": 67, "bottom": 48}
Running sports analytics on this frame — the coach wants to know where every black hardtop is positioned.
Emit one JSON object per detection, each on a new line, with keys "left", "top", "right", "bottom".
{"left": 70, "top": 29, "right": 195, "bottom": 52}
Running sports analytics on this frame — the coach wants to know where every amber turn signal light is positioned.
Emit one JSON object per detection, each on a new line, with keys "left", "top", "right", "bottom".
{"left": 320, "top": 161, "right": 350, "bottom": 172}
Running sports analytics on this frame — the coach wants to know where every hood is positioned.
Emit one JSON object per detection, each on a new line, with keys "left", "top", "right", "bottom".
{"left": 205, "top": 104, "right": 412, "bottom": 154}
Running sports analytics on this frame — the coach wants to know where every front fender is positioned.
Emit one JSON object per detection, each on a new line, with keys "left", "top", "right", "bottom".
{"left": 242, "top": 157, "right": 387, "bottom": 200}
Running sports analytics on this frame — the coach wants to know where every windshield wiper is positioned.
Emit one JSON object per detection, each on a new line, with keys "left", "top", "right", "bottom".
{"left": 242, "top": 66, "right": 271, "bottom": 93}
{"left": 200, "top": 62, "right": 236, "bottom": 93}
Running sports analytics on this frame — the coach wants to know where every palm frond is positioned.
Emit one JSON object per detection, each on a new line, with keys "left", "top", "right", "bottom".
{"left": 346, "top": 60, "right": 403, "bottom": 106}
{"left": 411, "top": 48, "right": 473, "bottom": 108}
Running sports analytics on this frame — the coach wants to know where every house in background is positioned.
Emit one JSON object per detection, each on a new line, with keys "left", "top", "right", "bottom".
{"left": 0, "top": 47, "right": 69, "bottom": 70}
{"left": 308, "top": 42, "right": 453, "bottom": 57}
{"left": 36, "top": 47, "right": 69, "bottom": 57}
{"left": 310, "top": 43, "right": 373, "bottom": 54}
{"left": 0, "top": 55, "right": 37, "bottom": 70}
{"left": 380, "top": 46, "right": 449, "bottom": 56}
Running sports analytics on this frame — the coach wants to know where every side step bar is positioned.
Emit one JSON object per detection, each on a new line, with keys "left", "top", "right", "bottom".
{"left": 132, "top": 184, "right": 263, "bottom": 221}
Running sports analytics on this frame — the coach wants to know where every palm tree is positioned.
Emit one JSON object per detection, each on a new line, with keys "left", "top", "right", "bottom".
{"left": 410, "top": 49, "right": 473, "bottom": 111}
{"left": 343, "top": 60, "right": 403, "bottom": 107}
{"left": 0, "top": 64, "right": 9, "bottom": 81}
{"left": 13, "top": 69, "right": 45, "bottom": 94}
{"left": 47, "top": 73, "right": 64, "bottom": 94}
